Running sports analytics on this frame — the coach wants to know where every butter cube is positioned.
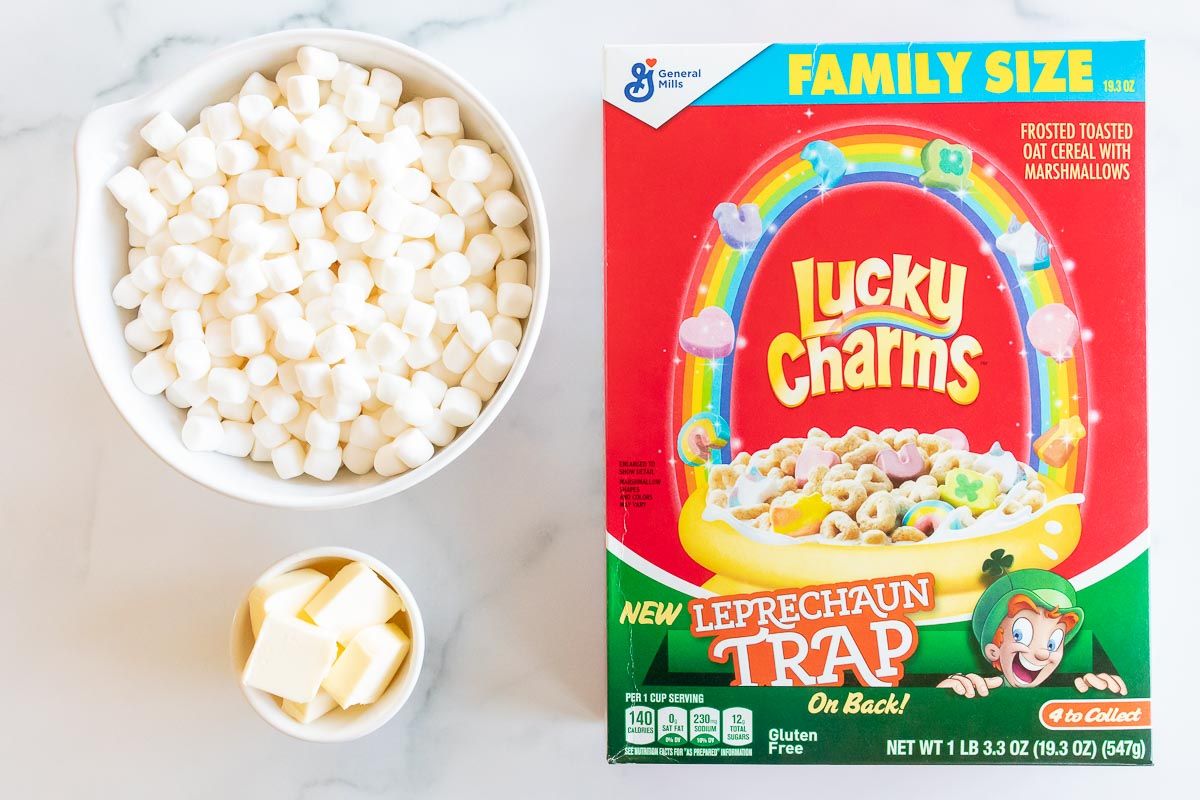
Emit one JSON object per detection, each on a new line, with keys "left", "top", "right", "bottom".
{"left": 323, "top": 622, "right": 411, "bottom": 708}
{"left": 281, "top": 688, "right": 339, "bottom": 724}
{"left": 248, "top": 568, "right": 330, "bottom": 636}
{"left": 303, "top": 561, "right": 404, "bottom": 644}
{"left": 242, "top": 615, "right": 338, "bottom": 703}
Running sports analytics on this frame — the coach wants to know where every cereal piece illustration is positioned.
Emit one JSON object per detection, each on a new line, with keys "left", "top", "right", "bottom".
{"left": 1026, "top": 303, "right": 1079, "bottom": 363}
{"left": 678, "top": 306, "right": 736, "bottom": 359}
{"left": 677, "top": 412, "right": 730, "bottom": 467}
{"left": 918, "top": 138, "right": 974, "bottom": 191}
{"left": 874, "top": 443, "right": 926, "bottom": 482}
{"left": 939, "top": 467, "right": 1001, "bottom": 513}
{"left": 800, "top": 139, "right": 846, "bottom": 188}
{"left": 973, "top": 442, "right": 1023, "bottom": 491}
{"left": 793, "top": 443, "right": 840, "bottom": 484}
{"left": 729, "top": 466, "right": 785, "bottom": 507}
{"left": 712, "top": 202, "right": 762, "bottom": 250}
{"left": 996, "top": 215, "right": 1051, "bottom": 271}
{"left": 902, "top": 499, "right": 955, "bottom": 535}
{"left": 770, "top": 492, "right": 834, "bottom": 536}
{"left": 1034, "top": 415, "right": 1087, "bottom": 468}
{"left": 933, "top": 427, "right": 969, "bottom": 451}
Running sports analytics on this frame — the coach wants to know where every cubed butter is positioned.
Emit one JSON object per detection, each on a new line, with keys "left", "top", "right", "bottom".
{"left": 322, "top": 622, "right": 411, "bottom": 708}
{"left": 303, "top": 561, "right": 404, "bottom": 644}
{"left": 281, "top": 688, "right": 340, "bottom": 724}
{"left": 248, "top": 567, "right": 330, "bottom": 636}
{"left": 242, "top": 615, "right": 338, "bottom": 703}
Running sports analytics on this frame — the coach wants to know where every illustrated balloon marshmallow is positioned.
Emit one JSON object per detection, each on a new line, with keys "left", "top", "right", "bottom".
{"left": 996, "top": 215, "right": 1051, "bottom": 271}
{"left": 800, "top": 140, "right": 847, "bottom": 188}
{"left": 678, "top": 306, "right": 736, "bottom": 359}
{"left": 677, "top": 412, "right": 730, "bottom": 467}
{"left": 1034, "top": 416, "right": 1087, "bottom": 468}
{"left": 919, "top": 138, "right": 973, "bottom": 191}
{"left": 874, "top": 443, "right": 926, "bottom": 482}
{"left": 712, "top": 202, "right": 762, "bottom": 250}
{"left": 1026, "top": 303, "right": 1080, "bottom": 363}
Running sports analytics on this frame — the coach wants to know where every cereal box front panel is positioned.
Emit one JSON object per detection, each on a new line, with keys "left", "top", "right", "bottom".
{"left": 604, "top": 42, "right": 1148, "bottom": 764}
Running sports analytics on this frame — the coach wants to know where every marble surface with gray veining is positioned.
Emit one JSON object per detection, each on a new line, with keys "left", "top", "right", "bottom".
{"left": 0, "top": 0, "right": 1194, "bottom": 796}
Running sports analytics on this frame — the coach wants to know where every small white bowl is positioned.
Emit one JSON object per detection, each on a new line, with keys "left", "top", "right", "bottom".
{"left": 230, "top": 546, "right": 425, "bottom": 742}
{"left": 73, "top": 29, "right": 549, "bottom": 509}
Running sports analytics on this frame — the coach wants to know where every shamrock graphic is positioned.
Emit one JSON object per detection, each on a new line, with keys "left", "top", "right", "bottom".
{"left": 939, "top": 148, "right": 965, "bottom": 176}
{"left": 954, "top": 472, "right": 983, "bottom": 502}
{"left": 982, "top": 549, "right": 1014, "bottom": 579}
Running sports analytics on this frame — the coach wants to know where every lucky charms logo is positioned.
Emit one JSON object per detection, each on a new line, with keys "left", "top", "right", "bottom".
{"left": 624, "top": 58, "right": 657, "bottom": 103}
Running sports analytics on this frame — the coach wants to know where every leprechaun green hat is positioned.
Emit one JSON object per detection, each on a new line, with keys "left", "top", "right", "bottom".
{"left": 971, "top": 568, "right": 1085, "bottom": 655}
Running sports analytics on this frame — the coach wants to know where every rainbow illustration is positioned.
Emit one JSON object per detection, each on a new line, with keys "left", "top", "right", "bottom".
{"left": 834, "top": 305, "right": 959, "bottom": 340}
{"left": 674, "top": 125, "right": 1088, "bottom": 499}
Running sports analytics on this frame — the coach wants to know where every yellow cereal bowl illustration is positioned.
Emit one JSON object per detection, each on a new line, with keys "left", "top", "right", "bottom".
{"left": 680, "top": 476, "right": 1082, "bottom": 620}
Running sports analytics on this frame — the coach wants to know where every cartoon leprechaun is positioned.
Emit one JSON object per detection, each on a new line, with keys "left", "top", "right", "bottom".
{"left": 938, "top": 568, "right": 1127, "bottom": 698}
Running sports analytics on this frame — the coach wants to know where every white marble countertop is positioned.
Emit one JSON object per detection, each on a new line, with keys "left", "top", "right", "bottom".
{"left": 1, "top": 0, "right": 1194, "bottom": 796}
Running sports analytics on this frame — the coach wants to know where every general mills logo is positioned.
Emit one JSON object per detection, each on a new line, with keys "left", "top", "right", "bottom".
{"left": 624, "top": 58, "right": 657, "bottom": 103}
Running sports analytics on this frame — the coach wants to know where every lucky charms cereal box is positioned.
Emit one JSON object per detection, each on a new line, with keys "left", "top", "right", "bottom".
{"left": 603, "top": 42, "right": 1148, "bottom": 764}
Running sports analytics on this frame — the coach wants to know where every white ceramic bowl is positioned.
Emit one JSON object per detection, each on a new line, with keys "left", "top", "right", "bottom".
{"left": 74, "top": 29, "right": 548, "bottom": 509}
{"left": 230, "top": 546, "right": 425, "bottom": 742}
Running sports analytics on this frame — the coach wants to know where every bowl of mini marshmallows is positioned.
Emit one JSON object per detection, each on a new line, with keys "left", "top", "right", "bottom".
{"left": 74, "top": 29, "right": 548, "bottom": 508}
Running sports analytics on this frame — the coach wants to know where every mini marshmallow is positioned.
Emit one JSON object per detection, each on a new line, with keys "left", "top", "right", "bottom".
{"left": 276, "top": 317, "right": 317, "bottom": 360}
{"left": 262, "top": 176, "right": 298, "bottom": 215}
{"left": 218, "top": 421, "right": 255, "bottom": 457}
{"left": 261, "top": 107, "right": 301, "bottom": 151}
{"left": 448, "top": 144, "right": 492, "bottom": 183}
{"left": 496, "top": 259, "right": 528, "bottom": 286}
{"left": 404, "top": 336, "right": 443, "bottom": 369}
{"left": 231, "top": 313, "right": 268, "bottom": 356}
{"left": 299, "top": 167, "right": 336, "bottom": 207}
{"left": 245, "top": 353, "right": 279, "bottom": 386}
{"left": 344, "top": 85, "right": 381, "bottom": 123}
{"left": 433, "top": 286, "right": 471, "bottom": 324}
{"left": 332, "top": 363, "right": 372, "bottom": 405}
{"left": 203, "top": 102, "right": 243, "bottom": 142}
{"left": 124, "top": 318, "right": 167, "bottom": 352}
{"left": 305, "top": 411, "right": 341, "bottom": 450}
{"left": 138, "top": 290, "right": 173, "bottom": 332}
{"left": 236, "top": 93, "right": 274, "bottom": 132}
{"left": 261, "top": 386, "right": 301, "bottom": 424}
{"left": 314, "top": 324, "right": 355, "bottom": 365}
{"left": 434, "top": 215, "right": 466, "bottom": 253}
{"left": 375, "top": 372, "right": 411, "bottom": 407}
{"left": 333, "top": 211, "right": 375, "bottom": 243}
{"left": 131, "top": 351, "right": 177, "bottom": 395}
{"left": 131, "top": 256, "right": 165, "bottom": 293}
{"left": 141, "top": 111, "right": 187, "bottom": 152}
{"left": 368, "top": 68, "right": 404, "bottom": 106}
{"left": 391, "top": 428, "right": 434, "bottom": 468}
{"left": 478, "top": 154, "right": 514, "bottom": 196}
{"left": 125, "top": 192, "right": 169, "bottom": 236}
{"left": 298, "top": 46, "right": 339, "bottom": 79}
{"left": 411, "top": 370, "right": 449, "bottom": 407}
{"left": 177, "top": 138, "right": 218, "bottom": 179}
{"left": 476, "top": 339, "right": 517, "bottom": 383}
{"left": 295, "top": 359, "right": 333, "bottom": 398}
{"left": 287, "top": 74, "right": 321, "bottom": 117}
{"left": 260, "top": 292, "right": 303, "bottom": 330}
{"left": 112, "top": 275, "right": 146, "bottom": 309}
{"left": 332, "top": 62, "right": 369, "bottom": 95}
{"left": 465, "top": 234, "right": 501, "bottom": 276}
{"left": 161, "top": 278, "right": 202, "bottom": 311}
{"left": 299, "top": 238, "right": 338, "bottom": 273}
{"left": 423, "top": 98, "right": 461, "bottom": 136}
{"left": 494, "top": 224, "right": 531, "bottom": 259}
{"left": 182, "top": 415, "right": 224, "bottom": 452}
{"left": 253, "top": 417, "right": 291, "bottom": 449}
{"left": 337, "top": 172, "right": 373, "bottom": 211}
{"left": 342, "top": 444, "right": 376, "bottom": 475}
{"left": 192, "top": 185, "right": 229, "bottom": 219}
{"left": 461, "top": 366, "right": 498, "bottom": 402}
{"left": 366, "top": 323, "right": 410, "bottom": 366}
{"left": 440, "top": 386, "right": 482, "bottom": 427}
{"left": 170, "top": 309, "right": 204, "bottom": 341}
{"left": 304, "top": 446, "right": 343, "bottom": 481}
{"left": 491, "top": 315, "right": 523, "bottom": 348}
{"left": 445, "top": 181, "right": 484, "bottom": 217}
{"left": 431, "top": 252, "right": 471, "bottom": 289}
{"left": 401, "top": 300, "right": 437, "bottom": 338}
{"left": 421, "top": 412, "right": 457, "bottom": 447}
{"left": 442, "top": 334, "right": 476, "bottom": 374}
{"left": 496, "top": 282, "right": 534, "bottom": 319}
{"left": 484, "top": 190, "right": 528, "bottom": 228}
{"left": 458, "top": 310, "right": 493, "bottom": 352}
{"left": 272, "top": 439, "right": 307, "bottom": 480}
{"left": 168, "top": 212, "right": 213, "bottom": 245}
{"left": 372, "top": 441, "right": 409, "bottom": 476}
{"left": 264, "top": 254, "right": 303, "bottom": 293}
{"left": 208, "top": 367, "right": 250, "bottom": 404}
{"left": 107, "top": 166, "right": 150, "bottom": 208}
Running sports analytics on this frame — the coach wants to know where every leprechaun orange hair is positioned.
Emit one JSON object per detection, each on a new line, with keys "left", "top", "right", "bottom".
{"left": 989, "top": 595, "right": 1081, "bottom": 668}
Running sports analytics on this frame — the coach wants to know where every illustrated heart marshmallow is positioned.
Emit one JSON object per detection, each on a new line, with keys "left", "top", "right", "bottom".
{"left": 678, "top": 307, "right": 735, "bottom": 359}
